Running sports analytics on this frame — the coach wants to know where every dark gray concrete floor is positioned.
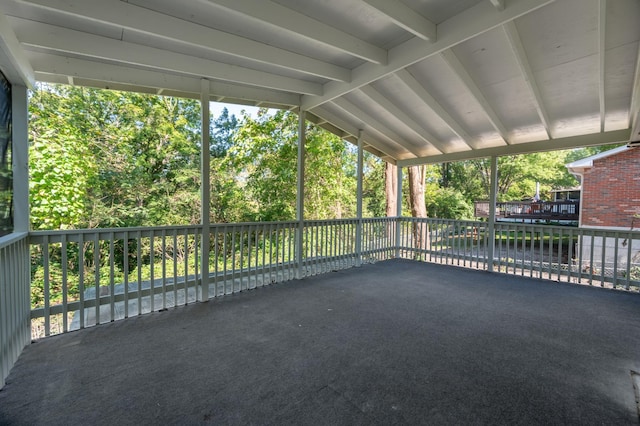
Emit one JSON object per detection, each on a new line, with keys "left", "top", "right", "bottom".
{"left": 2, "top": 259, "right": 640, "bottom": 425}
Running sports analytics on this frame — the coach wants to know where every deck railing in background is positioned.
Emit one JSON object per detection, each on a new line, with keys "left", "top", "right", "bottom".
{"left": 398, "top": 217, "right": 490, "bottom": 270}
{"left": 398, "top": 218, "right": 640, "bottom": 291}
{"left": 0, "top": 232, "right": 31, "bottom": 389}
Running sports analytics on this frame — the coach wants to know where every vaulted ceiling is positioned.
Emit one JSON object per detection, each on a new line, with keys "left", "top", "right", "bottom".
{"left": 1, "top": 0, "right": 639, "bottom": 165}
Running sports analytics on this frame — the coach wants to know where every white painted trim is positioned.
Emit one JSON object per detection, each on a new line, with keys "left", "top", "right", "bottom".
{"left": 0, "top": 12, "right": 34, "bottom": 86}
{"left": 355, "top": 130, "right": 364, "bottom": 267}
{"left": 200, "top": 79, "right": 211, "bottom": 301}
{"left": 12, "top": 85, "right": 29, "bottom": 232}
{"left": 398, "top": 129, "right": 630, "bottom": 167}
{"left": 487, "top": 156, "right": 498, "bottom": 272}
{"left": 296, "top": 110, "right": 306, "bottom": 279}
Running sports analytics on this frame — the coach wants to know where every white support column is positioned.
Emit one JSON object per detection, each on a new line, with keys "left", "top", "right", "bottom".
{"left": 355, "top": 130, "right": 364, "bottom": 267}
{"left": 296, "top": 109, "right": 306, "bottom": 279}
{"left": 199, "top": 79, "right": 210, "bottom": 301}
{"left": 487, "top": 156, "right": 498, "bottom": 272}
{"left": 395, "top": 165, "right": 403, "bottom": 258}
{"left": 11, "top": 85, "right": 28, "bottom": 232}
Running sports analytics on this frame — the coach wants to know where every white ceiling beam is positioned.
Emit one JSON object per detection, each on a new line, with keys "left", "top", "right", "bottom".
{"left": 490, "top": 0, "right": 505, "bottom": 11}
{"left": 362, "top": 0, "right": 436, "bottom": 41}
{"left": 13, "top": 18, "right": 322, "bottom": 96}
{"left": 598, "top": 0, "right": 606, "bottom": 132}
{"left": 311, "top": 106, "right": 397, "bottom": 162}
{"left": 332, "top": 97, "right": 425, "bottom": 158}
{"left": 27, "top": 51, "right": 301, "bottom": 106}
{"left": 630, "top": 37, "right": 640, "bottom": 142}
{"left": 201, "top": 0, "right": 387, "bottom": 65}
{"left": 301, "top": 0, "right": 556, "bottom": 110}
{"left": 0, "top": 11, "right": 34, "bottom": 86}
{"left": 503, "top": 21, "right": 552, "bottom": 139}
{"left": 357, "top": 85, "right": 446, "bottom": 154}
{"left": 18, "top": 0, "right": 350, "bottom": 83}
{"left": 440, "top": 49, "right": 510, "bottom": 143}
{"left": 305, "top": 112, "right": 345, "bottom": 137}
{"left": 395, "top": 69, "right": 477, "bottom": 149}
{"left": 398, "top": 128, "right": 631, "bottom": 167}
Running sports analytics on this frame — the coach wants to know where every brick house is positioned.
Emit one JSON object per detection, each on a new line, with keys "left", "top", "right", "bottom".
{"left": 566, "top": 145, "right": 640, "bottom": 271}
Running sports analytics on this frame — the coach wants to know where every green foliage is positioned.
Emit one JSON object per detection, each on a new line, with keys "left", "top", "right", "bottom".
{"left": 362, "top": 154, "right": 386, "bottom": 217}
{"left": 427, "top": 187, "right": 474, "bottom": 220}
{"left": 229, "top": 109, "right": 358, "bottom": 221}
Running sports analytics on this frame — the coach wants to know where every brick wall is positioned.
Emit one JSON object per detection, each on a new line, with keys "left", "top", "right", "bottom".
{"left": 581, "top": 148, "right": 640, "bottom": 228}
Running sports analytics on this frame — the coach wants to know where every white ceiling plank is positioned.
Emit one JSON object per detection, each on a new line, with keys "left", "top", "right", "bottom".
{"left": 362, "top": 0, "right": 436, "bottom": 41}
{"left": 358, "top": 85, "right": 446, "bottom": 154}
{"left": 301, "top": 0, "right": 556, "bottom": 110}
{"left": 332, "top": 97, "right": 423, "bottom": 157}
{"left": 201, "top": 0, "right": 387, "bottom": 65}
{"left": 395, "top": 69, "right": 477, "bottom": 149}
{"left": 28, "top": 51, "right": 301, "bottom": 106}
{"left": 598, "top": 0, "right": 606, "bottom": 132}
{"left": 490, "top": 0, "right": 505, "bottom": 11}
{"left": 440, "top": 49, "right": 510, "bottom": 143}
{"left": 0, "top": 11, "right": 34, "bottom": 86}
{"left": 398, "top": 128, "right": 631, "bottom": 167}
{"left": 18, "top": 0, "right": 350, "bottom": 82}
{"left": 502, "top": 21, "right": 552, "bottom": 139}
{"left": 14, "top": 19, "right": 322, "bottom": 95}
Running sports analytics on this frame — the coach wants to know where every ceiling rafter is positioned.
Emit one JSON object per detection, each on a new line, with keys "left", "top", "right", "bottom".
{"left": 14, "top": 19, "right": 322, "bottom": 95}
{"left": 502, "top": 21, "right": 552, "bottom": 139}
{"left": 395, "top": 69, "right": 477, "bottom": 149}
{"left": 361, "top": 0, "right": 436, "bottom": 41}
{"left": 398, "top": 128, "right": 631, "bottom": 167}
{"left": 18, "top": 0, "right": 351, "bottom": 83}
{"left": 300, "top": 0, "right": 556, "bottom": 111}
{"left": 28, "top": 51, "right": 301, "bottom": 106}
{"left": 490, "top": 0, "right": 505, "bottom": 11}
{"left": 357, "top": 85, "right": 446, "bottom": 154}
{"left": 201, "top": 0, "right": 387, "bottom": 65}
{"left": 598, "top": 0, "right": 606, "bottom": 132}
{"left": 0, "top": 11, "right": 34, "bottom": 85}
{"left": 332, "top": 97, "right": 424, "bottom": 158}
{"left": 440, "top": 49, "right": 510, "bottom": 144}
{"left": 311, "top": 106, "right": 396, "bottom": 163}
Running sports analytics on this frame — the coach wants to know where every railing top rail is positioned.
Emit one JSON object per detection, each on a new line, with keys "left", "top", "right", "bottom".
{"left": 27, "top": 217, "right": 402, "bottom": 239}
{"left": 0, "top": 231, "right": 29, "bottom": 249}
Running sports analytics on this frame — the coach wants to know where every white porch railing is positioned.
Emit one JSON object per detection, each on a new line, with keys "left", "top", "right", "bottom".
{"left": 398, "top": 218, "right": 640, "bottom": 290}
{"left": 24, "top": 217, "right": 640, "bottom": 341}
{"left": 3, "top": 216, "right": 640, "bottom": 389}
{"left": 28, "top": 218, "right": 397, "bottom": 339}
{"left": 0, "top": 232, "right": 31, "bottom": 389}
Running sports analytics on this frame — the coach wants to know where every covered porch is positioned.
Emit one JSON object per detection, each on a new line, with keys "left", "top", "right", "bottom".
{"left": 2, "top": 0, "right": 640, "bottom": 423}
{"left": 2, "top": 259, "right": 640, "bottom": 424}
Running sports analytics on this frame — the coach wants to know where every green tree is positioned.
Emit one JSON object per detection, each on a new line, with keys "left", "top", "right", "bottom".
{"left": 229, "top": 110, "right": 357, "bottom": 221}
{"left": 29, "top": 84, "right": 204, "bottom": 229}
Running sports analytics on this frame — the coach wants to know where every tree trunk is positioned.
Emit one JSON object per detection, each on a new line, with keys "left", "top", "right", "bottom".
{"left": 384, "top": 162, "right": 397, "bottom": 217}
{"left": 408, "top": 165, "right": 428, "bottom": 256}
{"left": 384, "top": 162, "right": 397, "bottom": 243}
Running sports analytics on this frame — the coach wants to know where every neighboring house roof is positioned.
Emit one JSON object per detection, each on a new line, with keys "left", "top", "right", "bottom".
{"left": 566, "top": 145, "right": 632, "bottom": 178}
